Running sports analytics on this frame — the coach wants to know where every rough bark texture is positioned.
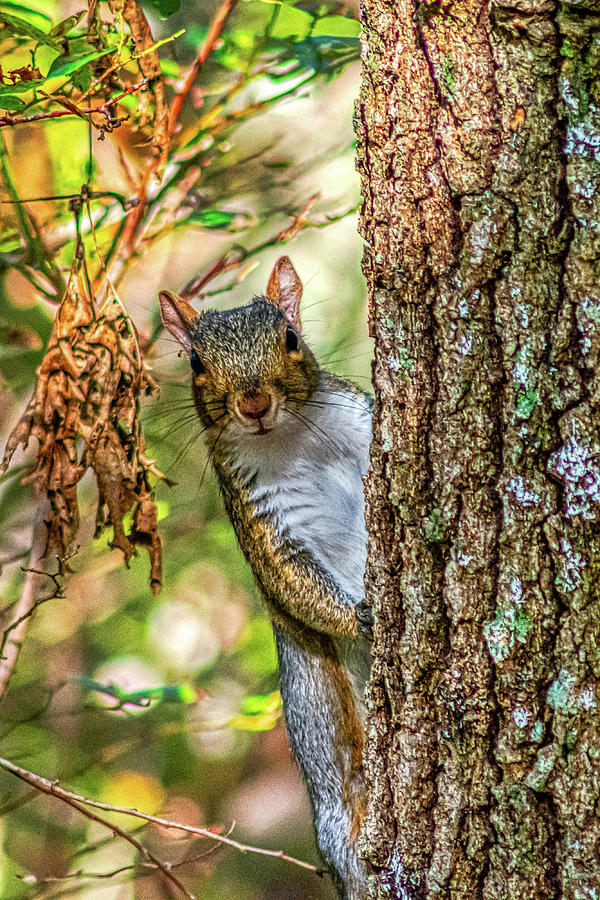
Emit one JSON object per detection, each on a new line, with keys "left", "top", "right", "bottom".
{"left": 356, "top": 0, "right": 600, "bottom": 897}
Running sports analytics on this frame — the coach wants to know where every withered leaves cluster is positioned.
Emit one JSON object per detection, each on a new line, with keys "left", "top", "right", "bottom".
{"left": 1, "top": 276, "right": 169, "bottom": 594}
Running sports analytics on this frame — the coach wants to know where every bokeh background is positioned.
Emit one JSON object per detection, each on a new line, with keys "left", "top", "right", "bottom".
{"left": 0, "top": 1, "right": 369, "bottom": 896}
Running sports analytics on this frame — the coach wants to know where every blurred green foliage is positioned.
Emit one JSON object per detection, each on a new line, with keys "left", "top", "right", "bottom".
{"left": 0, "top": 0, "right": 368, "bottom": 897}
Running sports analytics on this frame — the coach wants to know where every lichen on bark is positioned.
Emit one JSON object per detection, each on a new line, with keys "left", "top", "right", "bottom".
{"left": 356, "top": 0, "right": 600, "bottom": 896}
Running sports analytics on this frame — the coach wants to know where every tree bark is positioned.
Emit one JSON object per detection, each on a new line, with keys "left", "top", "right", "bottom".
{"left": 356, "top": 0, "right": 600, "bottom": 897}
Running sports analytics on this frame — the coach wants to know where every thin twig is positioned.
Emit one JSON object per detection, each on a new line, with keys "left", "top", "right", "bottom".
{"left": 0, "top": 80, "right": 150, "bottom": 129}
{"left": 168, "top": 0, "right": 239, "bottom": 134}
{"left": 101, "top": 0, "right": 239, "bottom": 293}
{"left": 74, "top": 29, "right": 183, "bottom": 108}
{"left": 181, "top": 199, "right": 357, "bottom": 301}
{"left": 0, "top": 757, "right": 323, "bottom": 877}
{"left": 0, "top": 501, "right": 49, "bottom": 703}
{"left": 0, "top": 757, "right": 196, "bottom": 899}
{"left": 18, "top": 826, "right": 231, "bottom": 886}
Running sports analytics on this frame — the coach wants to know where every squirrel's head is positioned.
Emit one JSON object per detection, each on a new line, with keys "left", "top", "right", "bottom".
{"left": 159, "top": 257, "right": 321, "bottom": 436}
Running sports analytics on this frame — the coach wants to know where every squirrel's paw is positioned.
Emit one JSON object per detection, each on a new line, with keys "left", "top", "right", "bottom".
{"left": 355, "top": 600, "right": 373, "bottom": 638}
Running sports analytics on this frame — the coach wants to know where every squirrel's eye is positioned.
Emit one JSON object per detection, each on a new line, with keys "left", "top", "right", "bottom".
{"left": 190, "top": 349, "right": 205, "bottom": 375}
{"left": 285, "top": 326, "right": 299, "bottom": 352}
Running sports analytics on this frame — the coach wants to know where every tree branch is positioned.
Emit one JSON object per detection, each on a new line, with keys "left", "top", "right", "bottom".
{"left": 0, "top": 80, "right": 150, "bottom": 130}
{"left": 18, "top": 827, "right": 230, "bottom": 887}
{"left": 0, "top": 756, "right": 324, "bottom": 878}
{"left": 168, "top": 0, "right": 239, "bottom": 134}
{"left": 101, "top": 0, "right": 240, "bottom": 293}
{"left": 180, "top": 197, "right": 358, "bottom": 301}
{"left": 0, "top": 756, "right": 196, "bottom": 899}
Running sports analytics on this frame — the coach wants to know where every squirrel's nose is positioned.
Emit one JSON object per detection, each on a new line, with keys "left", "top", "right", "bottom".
{"left": 237, "top": 391, "right": 273, "bottom": 420}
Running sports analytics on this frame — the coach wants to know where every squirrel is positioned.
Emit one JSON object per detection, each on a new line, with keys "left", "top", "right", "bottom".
{"left": 159, "top": 257, "right": 372, "bottom": 899}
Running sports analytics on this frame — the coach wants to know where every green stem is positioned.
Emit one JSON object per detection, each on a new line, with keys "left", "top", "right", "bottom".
{"left": 86, "top": 120, "right": 93, "bottom": 183}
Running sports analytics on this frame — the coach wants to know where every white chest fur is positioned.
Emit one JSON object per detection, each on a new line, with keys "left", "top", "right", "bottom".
{"left": 223, "top": 387, "right": 372, "bottom": 604}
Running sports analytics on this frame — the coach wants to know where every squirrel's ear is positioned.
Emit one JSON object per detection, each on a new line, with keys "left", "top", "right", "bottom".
{"left": 266, "top": 256, "right": 303, "bottom": 330}
{"left": 159, "top": 290, "right": 198, "bottom": 352}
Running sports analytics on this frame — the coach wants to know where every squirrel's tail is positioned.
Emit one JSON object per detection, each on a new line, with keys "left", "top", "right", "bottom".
{"left": 273, "top": 625, "right": 369, "bottom": 899}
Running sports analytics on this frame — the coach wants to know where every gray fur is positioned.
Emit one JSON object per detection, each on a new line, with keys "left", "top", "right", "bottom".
{"left": 226, "top": 380, "right": 371, "bottom": 609}
{"left": 161, "top": 288, "right": 373, "bottom": 897}
{"left": 275, "top": 625, "right": 369, "bottom": 900}
{"left": 218, "top": 373, "right": 372, "bottom": 897}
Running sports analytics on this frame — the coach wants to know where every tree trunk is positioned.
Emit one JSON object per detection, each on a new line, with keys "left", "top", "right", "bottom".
{"left": 356, "top": 0, "right": 600, "bottom": 897}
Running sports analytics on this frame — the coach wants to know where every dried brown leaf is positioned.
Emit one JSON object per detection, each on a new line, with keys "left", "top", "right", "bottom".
{"left": 131, "top": 478, "right": 163, "bottom": 595}
{"left": 1, "top": 275, "right": 168, "bottom": 591}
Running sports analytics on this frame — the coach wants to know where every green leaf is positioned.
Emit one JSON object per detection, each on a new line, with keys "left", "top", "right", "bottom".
{"left": 0, "top": 10, "right": 58, "bottom": 44}
{"left": 270, "top": 5, "right": 312, "bottom": 40}
{"left": 0, "top": 78, "right": 45, "bottom": 96}
{"left": 0, "top": 232, "right": 22, "bottom": 252}
{"left": 0, "top": 1, "right": 52, "bottom": 28}
{"left": 144, "top": 0, "right": 181, "bottom": 18}
{"left": 312, "top": 15, "right": 360, "bottom": 38}
{"left": 46, "top": 47, "right": 114, "bottom": 79}
{"left": 0, "top": 94, "right": 26, "bottom": 110}
{"left": 71, "top": 61, "right": 92, "bottom": 93}
{"left": 189, "top": 209, "right": 237, "bottom": 229}
{"left": 294, "top": 34, "right": 359, "bottom": 74}
{"left": 213, "top": 11, "right": 360, "bottom": 77}
{"left": 49, "top": 10, "right": 86, "bottom": 37}
{"left": 264, "top": 33, "right": 359, "bottom": 78}
{"left": 156, "top": 499, "right": 170, "bottom": 521}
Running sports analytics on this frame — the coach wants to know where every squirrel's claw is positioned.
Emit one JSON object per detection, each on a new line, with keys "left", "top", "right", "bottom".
{"left": 355, "top": 600, "right": 374, "bottom": 638}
